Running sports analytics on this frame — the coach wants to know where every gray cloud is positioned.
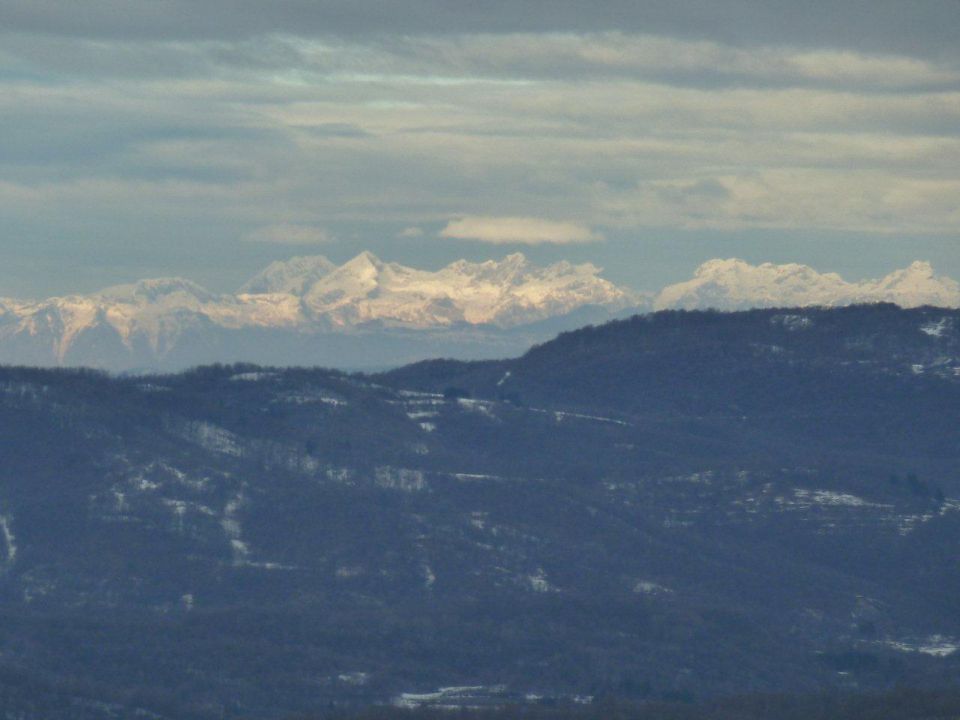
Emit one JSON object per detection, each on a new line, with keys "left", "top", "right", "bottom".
{"left": 0, "top": 0, "right": 958, "bottom": 298}
{"left": 3, "top": 1, "right": 959, "bottom": 62}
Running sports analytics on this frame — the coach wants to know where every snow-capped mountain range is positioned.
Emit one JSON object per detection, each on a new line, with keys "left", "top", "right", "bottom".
{"left": 0, "top": 253, "right": 956, "bottom": 370}
{"left": 657, "top": 258, "right": 960, "bottom": 312}
{"left": 240, "top": 251, "right": 635, "bottom": 328}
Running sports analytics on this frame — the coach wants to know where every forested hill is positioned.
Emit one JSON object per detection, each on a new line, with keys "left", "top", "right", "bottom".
{"left": 0, "top": 304, "right": 956, "bottom": 719}
{"left": 380, "top": 303, "right": 960, "bottom": 416}
{"left": 380, "top": 304, "right": 960, "bottom": 473}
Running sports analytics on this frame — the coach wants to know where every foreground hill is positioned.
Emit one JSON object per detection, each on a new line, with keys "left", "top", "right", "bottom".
{"left": 0, "top": 305, "right": 956, "bottom": 718}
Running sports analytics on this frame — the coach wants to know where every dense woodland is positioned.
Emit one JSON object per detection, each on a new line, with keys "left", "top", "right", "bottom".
{"left": 0, "top": 305, "right": 956, "bottom": 718}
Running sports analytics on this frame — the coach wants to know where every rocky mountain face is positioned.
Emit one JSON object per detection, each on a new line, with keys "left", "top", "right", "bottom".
{"left": 0, "top": 255, "right": 956, "bottom": 371}
{"left": 0, "top": 305, "right": 957, "bottom": 719}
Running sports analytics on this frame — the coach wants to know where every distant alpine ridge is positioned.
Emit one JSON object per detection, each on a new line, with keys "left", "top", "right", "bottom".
{"left": 657, "top": 258, "right": 960, "bottom": 312}
{"left": 0, "top": 253, "right": 956, "bottom": 370}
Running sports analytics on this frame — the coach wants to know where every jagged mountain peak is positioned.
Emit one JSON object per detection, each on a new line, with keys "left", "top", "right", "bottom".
{"left": 326, "top": 251, "right": 417, "bottom": 286}
{"left": 657, "top": 259, "right": 960, "bottom": 311}
{"left": 907, "top": 259, "right": 935, "bottom": 273}
{"left": 465, "top": 253, "right": 533, "bottom": 284}
{"left": 693, "top": 258, "right": 842, "bottom": 282}
{"left": 694, "top": 257, "right": 752, "bottom": 274}
{"left": 261, "top": 252, "right": 637, "bottom": 329}
{"left": 238, "top": 255, "right": 337, "bottom": 295}
{"left": 438, "top": 254, "right": 606, "bottom": 289}
{"left": 875, "top": 260, "right": 938, "bottom": 286}
{"left": 445, "top": 251, "right": 526, "bottom": 270}
{"left": 861, "top": 260, "right": 960, "bottom": 308}
{"left": 94, "top": 277, "right": 217, "bottom": 305}
{"left": 347, "top": 249, "right": 384, "bottom": 265}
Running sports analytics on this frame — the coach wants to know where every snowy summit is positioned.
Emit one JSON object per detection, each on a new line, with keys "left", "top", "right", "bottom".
{"left": 655, "top": 259, "right": 960, "bottom": 311}
{"left": 0, "top": 254, "right": 956, "bottom": 370}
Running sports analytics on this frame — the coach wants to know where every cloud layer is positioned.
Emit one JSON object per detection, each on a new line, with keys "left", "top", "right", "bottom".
{"left": 0, "top": 2, "right": 958, "bottom": 296}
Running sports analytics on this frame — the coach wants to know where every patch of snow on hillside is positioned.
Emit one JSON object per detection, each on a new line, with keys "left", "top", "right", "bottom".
{"left": 884, "top": 635, "right": 959, "bottom": 657}
{"left": 0, "top": 382, "right": 45, "bottom": 399}
{"left": 422, "top": 564, "right": 436, "bottom": 588}
{"left": 799, "top": 490, "right": 873, "bottom": 507}
{"left": 772, "top": 314, "right": 813, "bottom": 330}
{"left": 230, "top": 371, "right": 277, "bottom": 382}
{"left": 0, "top": 515, "right": 16, "bottom": 565}
{"left": 186, "top": 422, "right": 242, "bottom": 456}
{"left": 453, "top": 473, "right": 503, "bottom": 482}
{"left": 633, "top": 580, "right": 672, "bottom": 595}
{"left": 160, "top": 463, "right": 210, "bottom": 492}
{"left": 375, "top": 467, "right": 427, "bottom": 492}
{"left": 394, "top": 685, "right": 508, "bottom": 710}
{"left": 406, "top": 410, "right": 438, "bottom": 419}
{"left": 337, "top": 672, "right": 370, "bottom": 686}
{"left": 528, "top": 568, "right": 556, "bottom": 593}
{"left": 221, "top": 492, "right": 250, "bottom": 565}
{"left": 129, "top": 474, "right": 161, "bottom": 492}
{"left": 651, "top": 471, "right": 715, "bottom": 485}
{"left": 781, "top": 489, "right": 889, "bottom": 510}
{"left": 163, "top": 499, "right": 189, "bottom": 531}
{"left": 398, "top": 389, "right": 444, "bottom": 398}
{"left": 457, "top": 398, "right": 498, "bottom": 418}
{"left": 325, "top": 467, "right": 354, "bottom": 485}
{"left": 921, "top": 317, "right": 951, "bottom": 337}
{"left": 897, "top": 499, "right": 960, "bottom": 535}
{"left": 536, "top": 408, "right": 630, "bottom": 426}
{"left": 277, "top": 390, "right": 347, "bottom": 405}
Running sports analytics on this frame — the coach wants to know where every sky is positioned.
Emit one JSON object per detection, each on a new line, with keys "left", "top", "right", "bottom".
{"left": 1, "top": 1, "right": 959, "bottom": 298}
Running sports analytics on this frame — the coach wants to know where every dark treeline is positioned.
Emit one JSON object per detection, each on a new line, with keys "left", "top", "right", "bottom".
{"left": 313, "top": 688, "right": 960, "bottom": 720}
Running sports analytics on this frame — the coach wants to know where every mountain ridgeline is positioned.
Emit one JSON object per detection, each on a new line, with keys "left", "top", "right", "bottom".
{"left": 0, "top": 305, "right": 957, "bottom": 719}
{"left": 0, "top": 253, "right": 956, "bottom": 372}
